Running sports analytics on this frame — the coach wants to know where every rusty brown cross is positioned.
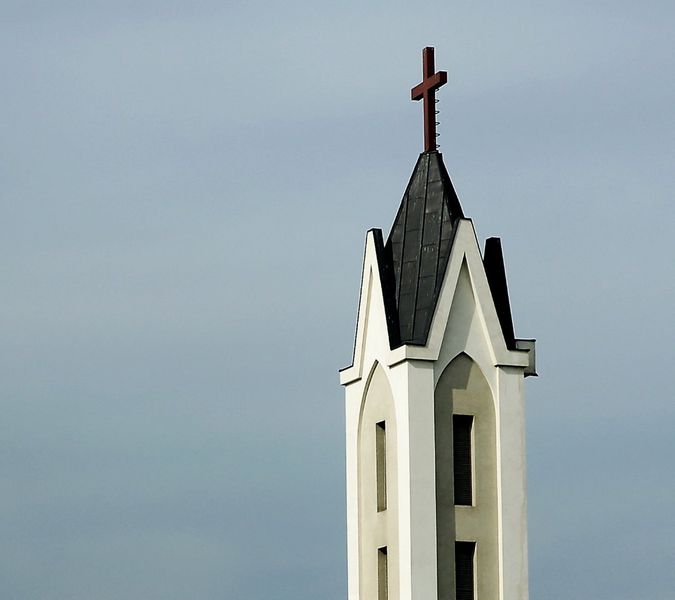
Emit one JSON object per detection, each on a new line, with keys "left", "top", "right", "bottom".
{"left": 411, "top": 47, "right": 448, "bottom": 152}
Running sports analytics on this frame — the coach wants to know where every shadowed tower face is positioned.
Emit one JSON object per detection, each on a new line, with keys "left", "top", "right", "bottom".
{"left": 340, "top": 48, "right": 536, "bottom": 600}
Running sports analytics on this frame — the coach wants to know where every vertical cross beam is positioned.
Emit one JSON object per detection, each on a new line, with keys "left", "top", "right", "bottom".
{"left": 411, "top": 47, "right": 448, "bottom": 152}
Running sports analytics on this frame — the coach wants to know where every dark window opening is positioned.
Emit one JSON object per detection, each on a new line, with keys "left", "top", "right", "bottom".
{"left": 376, "top": 421, "right": 387, "bottom": 512}
{"left": 455, "top": 541, "right": 475, "bottom": 600}
{"left": 378, "top": 546, "right": 388, "bottom": 600}
{"left": 453, "top": 415, "right": 473, "bottom": 505}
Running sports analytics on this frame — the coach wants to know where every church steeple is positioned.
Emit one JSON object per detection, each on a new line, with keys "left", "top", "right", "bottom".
{"left": 340, "top": 47, "right": 536, "bottom": 600}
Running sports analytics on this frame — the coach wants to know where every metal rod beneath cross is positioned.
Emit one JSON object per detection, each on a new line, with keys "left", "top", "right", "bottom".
{"left": 411, "top": 47, "right": 448, "bottom": 152}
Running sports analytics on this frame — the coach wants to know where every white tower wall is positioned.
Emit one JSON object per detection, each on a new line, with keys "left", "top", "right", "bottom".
{"left": 341, "top": 220, "right": 535, "bottom": 600}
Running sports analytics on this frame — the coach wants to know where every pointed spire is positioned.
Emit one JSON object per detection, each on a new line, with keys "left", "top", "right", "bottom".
{"left": 382, "top": 152, "right": 464, "bottom": 347}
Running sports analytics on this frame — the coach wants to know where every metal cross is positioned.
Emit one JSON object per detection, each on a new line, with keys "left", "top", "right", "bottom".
{"left": 411, "top": 47, "right": 448, "bottom": 152}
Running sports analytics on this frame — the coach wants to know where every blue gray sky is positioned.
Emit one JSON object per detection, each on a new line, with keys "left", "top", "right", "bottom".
{"left": 2, "top": 1, "right": 674, "bottom": 599}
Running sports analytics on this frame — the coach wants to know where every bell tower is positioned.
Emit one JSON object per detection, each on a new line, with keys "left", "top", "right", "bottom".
{"left": 339, "top": 48, "right": 537, "bottom": 600}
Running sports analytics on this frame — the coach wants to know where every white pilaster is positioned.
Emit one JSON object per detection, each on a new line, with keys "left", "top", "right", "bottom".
{"left": 404, "top": 360, "right": 438, "bottom": 600}
{"left": 497, "top": 366, "right": 529, "bottom": 600}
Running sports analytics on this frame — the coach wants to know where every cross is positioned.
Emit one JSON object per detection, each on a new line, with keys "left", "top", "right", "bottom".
{"left": 411, "top": 47, "right": 448, "bottom": 152}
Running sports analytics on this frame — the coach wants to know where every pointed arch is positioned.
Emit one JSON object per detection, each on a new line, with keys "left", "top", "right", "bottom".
{"left": 357, "top": 362, "right": 399, "bottom": 600}
{"left": 435, "top": 352, "right": 499, "bottom": 600}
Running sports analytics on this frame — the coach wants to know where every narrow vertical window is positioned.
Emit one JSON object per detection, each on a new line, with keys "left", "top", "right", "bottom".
{"left": 455, "top": 541, "right": 475, "bottom": 600}
{"left": 376, "top": 421, "right": 387, "bottom": 512}
{"left": 453, "top": 414, "right": 473, "bottom": 505}
{"left": 378, "top": 546, "right": 388, "bottom": 600}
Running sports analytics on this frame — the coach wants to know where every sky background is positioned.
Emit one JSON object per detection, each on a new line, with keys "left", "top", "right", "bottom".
{"left": 2, "top": 1, "right": 674, "bottom": 599}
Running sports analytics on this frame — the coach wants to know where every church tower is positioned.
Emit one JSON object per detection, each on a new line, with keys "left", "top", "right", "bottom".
{"left": 339, "top": 48, "right": 537, "bottom": 600}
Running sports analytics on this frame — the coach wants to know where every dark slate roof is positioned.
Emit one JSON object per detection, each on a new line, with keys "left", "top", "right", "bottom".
{"left": 483, "top": 237, "right": 517, "bottom": 350}
{"left": 379, "top": 151, "right": 465, "bottom": 347}
{"left": 373, "top": 151, "right": 517, "bottom": 351}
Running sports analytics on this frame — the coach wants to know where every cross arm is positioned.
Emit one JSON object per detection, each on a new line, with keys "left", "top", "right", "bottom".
{"left": 411, "top": 71, "right": 448, "bottom": 100}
